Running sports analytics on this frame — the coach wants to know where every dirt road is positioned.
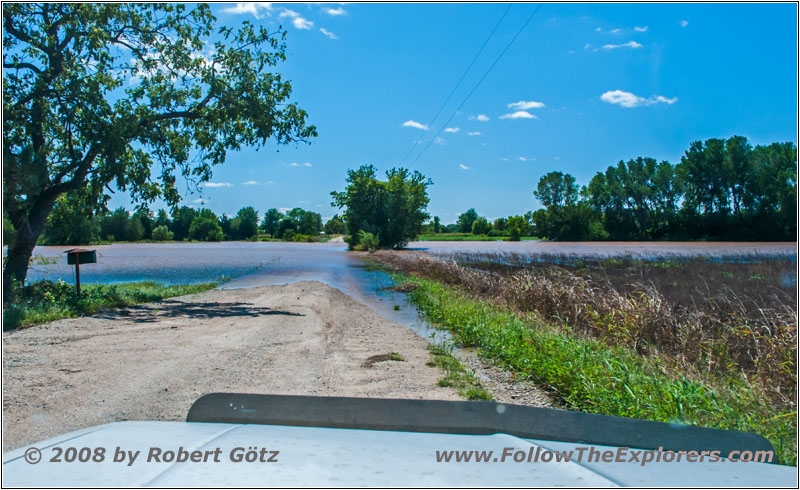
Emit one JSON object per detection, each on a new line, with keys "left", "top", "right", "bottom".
{"left": 2, "top": 281, "right": 461, "bottom": 451}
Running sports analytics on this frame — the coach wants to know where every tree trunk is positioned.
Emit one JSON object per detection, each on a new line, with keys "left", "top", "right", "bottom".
{"left": 3, "top": 198, "right": 56, "bottom": 305}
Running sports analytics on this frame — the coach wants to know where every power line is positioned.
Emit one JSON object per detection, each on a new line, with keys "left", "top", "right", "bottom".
{"left": 398, "top": 4, "right": 513, "bottom": 166}
{"left": 409, "top": 4, "right": 543, "bottom": 167}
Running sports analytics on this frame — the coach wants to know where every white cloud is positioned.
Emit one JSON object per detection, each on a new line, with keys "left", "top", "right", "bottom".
{"left": 242, "top": 180, "right": 259, "bottom": 186}
{"left": 402, "top": 120, "right": 428, "bottom": 130}
{"left": 290, "top": 162, "right": 313, "bottom": 167}
{"left": 459, "top": 164, "right": 470, "bottom": 170}
{"left": 191, "top": 198, "right": 207, "bottom": 204}
{"left": 222, "top": 3, "right": 273, "bottom": 18}
{"left": 603, "top": 41, "right": 643, "bottom": 50}
{"left": 519, "top": 157, "right": 535, "bottom": 162}
{"left": 501, "top": 158, "right": 509, "bottom": 161}
{"left": 600, "top": 90, "right": 644, "bottom": 108}
{"left": 325, "top": 7, "right": 346, "bottom": 16}
{"left": 634, "top": 26, "right": 648, "bottom": 32}
{"left": 293, "top": 16, "right": 314, "bottom": 30}
{"left": 680, "top": 20, "right": 689, "bottom": 27}
{"left": 280, "top": 9, "right": 314, "bottom": 30}
{"left": 467, "top": 131, "right": 481, "bottom": 136}
{"left": 267, "top": 180, "right": 275, "bottom": 184}
{"left": 500, "top": 111, "right": 537, "bottom": 119}
{"left": 278, "top": 207, "right": 292, "bottom": 213}
{"left": 654, "top": 95, "right": 678, "bottom": 105}
{"left": 508, "top": 100, "right": 545, "bottom": 110}
{"left": 434, "top": 137, "right": 446, "bottom": 145}
{"left": 320, "top": 28, "right": 338, "bottom": 39}
{"left": 298, "top": 200, "right": 310, "bottom": 204}
{"left": 469, "top": 114, "right": 490, "bottom": 122}
{"left": 202, "top": 182, "right": 233, "bottom": 188}
{"left": 444, "top": 127, "right": 459, "bottom": 133}
{"left": 595, "top": 27, "right": 602, "bottom": 32}
{"left": 600, "top": 90, "right": 678, "bottom": 108}
{"left": 609, "top": 28, "right": 622, "bottom": 34}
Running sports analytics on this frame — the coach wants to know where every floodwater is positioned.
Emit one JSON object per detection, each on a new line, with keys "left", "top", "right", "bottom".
{"left": 24, "top": 240, "right": 796, "bottom": 341}
{"left": 25, "top": 242, "right": 445, "bottom": 342}
{"left": 408, "top": 240, "right": 797, "bottom": 259}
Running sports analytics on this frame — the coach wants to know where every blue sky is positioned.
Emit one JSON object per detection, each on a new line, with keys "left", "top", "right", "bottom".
{"left": 110, "top": 2, "right": 798, "bottom": 224}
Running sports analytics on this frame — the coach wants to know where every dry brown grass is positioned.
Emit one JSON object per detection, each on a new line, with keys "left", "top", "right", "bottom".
{"left": 372, "top": 251, "right": 797, "bottom": 406}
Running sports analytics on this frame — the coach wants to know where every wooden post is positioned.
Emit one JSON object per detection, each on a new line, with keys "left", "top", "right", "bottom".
{"left": 75, "top": 260, "right": 81, "bottom": 297}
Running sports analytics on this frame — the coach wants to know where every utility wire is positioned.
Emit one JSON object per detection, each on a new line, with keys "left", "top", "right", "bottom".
{"left": 409, "top": 4, "right": 543, "bottom": 167}
{"left": 399, "top": 4, "right": 513, "bottom": 166}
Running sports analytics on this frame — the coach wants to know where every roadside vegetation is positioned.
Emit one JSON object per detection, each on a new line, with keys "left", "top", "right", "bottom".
{"left": 427, "top": 344, "right": 493, "bottom": 401}
{"left": 3, "top": 280, "right": 219, "bottom": 332}
{"left": 371, "top": 252, "right": 797, "bottom": 465}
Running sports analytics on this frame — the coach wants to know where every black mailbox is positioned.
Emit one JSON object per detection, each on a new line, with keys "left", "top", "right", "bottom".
{"left": 65, "top": 249, "right": 97, "bottom": 265}
{"left": 64, "top": 248, "right": 96, "bottom": 296}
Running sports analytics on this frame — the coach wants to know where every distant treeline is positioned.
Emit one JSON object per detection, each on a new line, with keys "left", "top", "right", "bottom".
{"left": 2, "top": 202, "right": 346, "bottom": 245}
{"left": 6, "top": 135, "right": 793, "bottom": 247}
{"left": 433, "top": 136, "right": 797, "bottom": 241}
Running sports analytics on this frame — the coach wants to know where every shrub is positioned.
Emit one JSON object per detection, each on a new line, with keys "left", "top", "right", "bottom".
{"left": 506, "top": 216, "right": 526, "bottom": 241}
{"left": 188, "top": 216, "right": 223, "bottom": 241}
{"left": 353, "top": 230, "right": 379, "bottom": 251}
{"left": 471, "top": 217, "right": 491, "bottom": 235}
{"left": 151, "top": 225, "right": 173, "bottom": 241}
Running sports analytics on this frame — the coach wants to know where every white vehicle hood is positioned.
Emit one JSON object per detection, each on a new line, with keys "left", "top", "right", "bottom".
{"left": 3, "top": 421, "right": 796, "bottom": 487}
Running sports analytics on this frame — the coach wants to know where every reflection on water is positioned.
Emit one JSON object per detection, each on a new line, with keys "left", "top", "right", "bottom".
{"left": 24, "top": 240, "right": 796, "bottom": 342}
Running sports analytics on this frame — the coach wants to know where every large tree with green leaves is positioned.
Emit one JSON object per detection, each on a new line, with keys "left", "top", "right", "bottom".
{"left": 534, "top": 171, "right": 579, "bottom": 209}
{"left": 233, "top": 206, "right": 259, "bottom": 240}
{"left": 2, "top": 3, "right": 316, "bottom": 301}
{"left": 585, "top": 157, "right": 680, "bottom": 239}
{"left": 456, "top": 208, "right": 479, "bottom": 234}
{"left": 331, "top": 164, "right": 431, "bottom": 249}
{"left": 259, "top": 207, "right": 284, "bottom": 237}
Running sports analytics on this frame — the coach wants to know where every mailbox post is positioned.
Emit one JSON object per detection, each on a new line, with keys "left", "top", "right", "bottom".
{"left": 64, "top": 249, "right": 96, "bottom": 296}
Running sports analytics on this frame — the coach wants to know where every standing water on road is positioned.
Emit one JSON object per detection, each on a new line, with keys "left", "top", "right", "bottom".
{"left": 24, "top": 241, "right": 446, "bottom": 343}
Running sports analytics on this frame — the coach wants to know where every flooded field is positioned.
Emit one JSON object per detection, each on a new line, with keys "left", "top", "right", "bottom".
{"left": 24, "top": 240, "right": 796, "bottom": 341}
{"left": 411, "top": 240, "right": 797, "bottom": 259}
{"left": 27, "top": 240, "right": 797, "bottom": 285}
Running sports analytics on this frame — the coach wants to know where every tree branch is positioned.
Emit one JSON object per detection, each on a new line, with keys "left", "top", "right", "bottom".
{"left": 3, "top": 10, "right": 37, "bottom": 47}
{"left": 3, "top": 61, "right": 42, "bottom": 73}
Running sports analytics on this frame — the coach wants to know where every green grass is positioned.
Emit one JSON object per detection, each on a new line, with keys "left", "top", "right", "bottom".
{"left": 426, "top": 343, "right": 493, "bottom": 401}
{"left": 416, "top": 233, "right": 540, "bottom": 242}
{"left": 393, "top": 272, "right": 796, "bottom": 465}
{"left": 4, "top": 280, "right": 219, "bottom": 330}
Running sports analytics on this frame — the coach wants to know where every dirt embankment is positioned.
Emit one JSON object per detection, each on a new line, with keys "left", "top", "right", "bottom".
{"left": 2, "top": 281, "right": 461, "bottom": 451}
